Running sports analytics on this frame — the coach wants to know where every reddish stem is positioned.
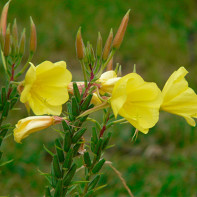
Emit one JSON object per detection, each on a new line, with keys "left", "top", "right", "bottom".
{"left": 7, "top": 63, "right": 15, "bottom": 99}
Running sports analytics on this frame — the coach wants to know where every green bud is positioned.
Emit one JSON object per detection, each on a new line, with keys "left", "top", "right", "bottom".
{"left": 81, "top": 94, "right": 93, "bottom": 111}
{"left": 72, "top": 96, "right": 80, "bottom": 117}
{"left": 92, "top": 158, "right": 105, "bottom": 174}
{"left": 84, "top": 152, "right": 91, "bottom": 167}
{"left": 88, "top": 175, "right": 100, "bottom": 190}
{"left": 44, "top": 186, "right": 52, "bottom": 197}
{"left": 12, "top": 18, "right": 18, "bottom": 50}
{"left": 96, "top": 32, "right": 102, "bottom": 59}
{"left": 73, "top": 82, "right": 81, "bottom": 103}
{"left": 30, "top": 17, "right": 37, "bottom": 53}
{"left": 63, "top": 148, "right": 73, "bottom": 169}
{"left": 19, "top": 28, "right": 26, "bottom": 56}
{"left": 55, "top": 139, "right": 64, "bottom": 163}
{"left": 63, "top": 163, "right": 77, "bottom": 186}
{"left": 52, "top": 155, "right": 62, "bottom": 178}
{"left": 72, "top": 128, "right": 86, "bottom": 144}
{"left": 54, "top": 179, "right": 62, "bottom": 197}
{"left": 64, "top": 131, "right": 71, "bottom": 152}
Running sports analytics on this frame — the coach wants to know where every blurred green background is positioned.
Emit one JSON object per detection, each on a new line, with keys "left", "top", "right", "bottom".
{"left": 0, "top": 0, "right": 197, "bottom": 196}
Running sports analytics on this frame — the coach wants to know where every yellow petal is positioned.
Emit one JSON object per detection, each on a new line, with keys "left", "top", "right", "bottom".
{"left": 111, "top": 73, "right": 162, "bottom": 133}
{"left": 14, "top": 116, "right": 54, "bottom": 143}
{"left": 161, "top": 67, "right": 197, "bottom": 126}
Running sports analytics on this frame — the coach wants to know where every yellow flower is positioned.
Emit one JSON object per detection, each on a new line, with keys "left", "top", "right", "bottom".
{"left": 20, "top": 61, "right": 72, "bottom": 115}
{"left": 161, "top": 67, "right": 197, "bottom": 126}
{"left": 97, "top": 71, "right": 120, "bottom": 95}
{"left": 14, "top": 116, "right": 62, "bottom": 143}
{"left": 110, "top": 73, "right": 162, "bottom": 134}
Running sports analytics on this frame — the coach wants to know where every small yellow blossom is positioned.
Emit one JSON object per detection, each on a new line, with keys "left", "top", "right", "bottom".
{"left": 14, "top": 116, "right": 62, "bottom": 143}
{"left": 161, "top": 67, "right": 197, "bottom": 126}
{"left": 20, "top": 61, "right": 72, "bottom": 115}
{"left": 110, "top": 73, "right": 162, "bottom": 134}
{"left": 97, "top": 71, "right": 120, "bottom": 94}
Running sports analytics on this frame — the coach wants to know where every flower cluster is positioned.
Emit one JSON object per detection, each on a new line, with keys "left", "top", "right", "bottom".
{"left": 14, "top": 63, "right": 197, "bottom": 142}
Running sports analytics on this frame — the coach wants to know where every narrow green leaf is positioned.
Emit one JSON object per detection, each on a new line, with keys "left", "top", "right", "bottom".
{"left": 63, "top": 163, "right": 77, "bottom": 186}
{"left": 81, "top": 94, "right": 93, "bottom": 111}
{"left": 44, "top": 186, "right": 52, "bottom": 197}
{"left": 0, "top": 159, "right": 14, "bottom": 167}
{"left": 63, "top": 148, "right": 73, "bottom": 169}
{"left": 52, "top": 155, "right": 62, "bottom": 178}
{"left": 43, "top": 144, "right": 55, "bottom": 157}
{"left": 64, "top": 131, "right": 71, "bottom": 152}
{"left": 73, "top": 82, "right": 81, "bottom": 103}
{"left": 55, "top": 139, "right": 64, "bottom": 163}
{"left": 54, "top": 179, "right": 63, "bottom": 197}
{"left": 84, "top": 152, "right": 91, "bottom": 167}
{"left": 92, "top": 159, "right": 105, "bottom": 174}
{"left": 72, "top": 96, "right": 80, "bottom": 116}
{"left": 72, "top": 128, "right": 86, "bottom": 143}
{"left": 88, "top": 175, "right": 100, "bottom": 190}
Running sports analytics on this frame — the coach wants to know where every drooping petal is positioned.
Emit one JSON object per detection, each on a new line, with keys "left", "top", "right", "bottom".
{"left": 161, "top": 67, "right": 197, "bottom": 126}
{"left": 14, "top": 116, "right": 54, "bottom": 143}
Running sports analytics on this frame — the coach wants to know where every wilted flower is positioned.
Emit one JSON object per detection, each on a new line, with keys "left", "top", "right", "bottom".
{"left": 110, "top": 73, "right": 162, "bottom": 133}
{"left": 20, "top": 61, "right": 72, "bottom": 115}
{"left": 161, "top": 67, "right": 197, "bottom": 126}
{"left": 14, "top": 116, "right": 62, "bottom": 143}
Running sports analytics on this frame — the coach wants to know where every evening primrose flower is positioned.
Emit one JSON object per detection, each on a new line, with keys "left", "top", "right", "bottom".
{"left": 161, "top": 67, "right": 197, "bottom": 126}
{"left": 97, "top": 71, "right": 120, "bottom": 94}
{"left": 14, "top": 116, "right": 63, "bottom": 143}
{"left": 20, "top": 61, "right": 72, "bottom": 115}
{"left": 110, "top": 73, "right": 162, "bottom": 134}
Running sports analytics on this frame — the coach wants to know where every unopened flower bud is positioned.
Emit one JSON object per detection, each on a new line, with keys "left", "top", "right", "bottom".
{"left": 0, "top": 0, "right": 10, "bottom": 36}
{"left": 14, "top": 116, "right": 63, "bottom": 143}
{"left": 19, "top": 28, "right": 26, "bottom": 56}
{"left": 76, "top": 27, "right": 84, "bottom": 60}
{"left": 96, "top": 32, "right": 102, "bottom": 59}
{"left": 113, "top": 9, "right": 130, "bottom": 49}
{"left": 12, "top": 18, "right": 18, "bottom": 46}
{"left": 30, "top": 17, "right": 37, "bottom": 53}
{"left": 0, "top": 29, "right": 4, "bottom": 49}
{"left": 106, "top": 57, "right": 113, "bottom": 71}
{"left": 102, "top": 28, "right": 113, "bottom": 61}
{"left": 4, "top": 24, "right": 10, "bottom": 56}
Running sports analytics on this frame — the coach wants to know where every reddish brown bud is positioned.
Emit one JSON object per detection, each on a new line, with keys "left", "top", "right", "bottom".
{"left": 0, "top": 0, "right": 11, "bottom": 37}
{"left": 102, "top": 28, "right": 113, "bottom": 61}
{"left": 113, "top": 10, "right": 130, "bottom": 49}
{"left": 106, "top": 57, "right": 113, "bottom": 71}
{"left": 30, "top": 17, "right": 37, "bottom": 53}
{"left": 4, "top": 24, "right": 10, "bottom": 56}
{"left": 76, "top": 27, "right": 84, "bottom": 60}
